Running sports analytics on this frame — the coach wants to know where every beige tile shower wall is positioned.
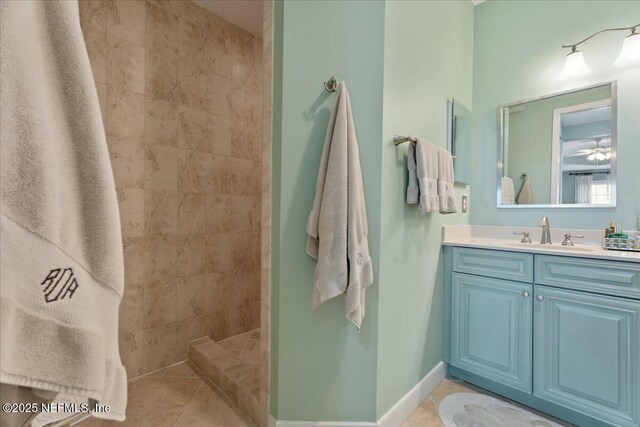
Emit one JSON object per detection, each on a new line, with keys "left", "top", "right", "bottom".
{"left": 79, "top": 0, "right": 262, "bottom": 379}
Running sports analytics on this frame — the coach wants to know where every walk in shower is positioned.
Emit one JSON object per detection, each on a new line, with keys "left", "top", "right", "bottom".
{"left": 78, "top": 0, "right": 268, "bottom": 424}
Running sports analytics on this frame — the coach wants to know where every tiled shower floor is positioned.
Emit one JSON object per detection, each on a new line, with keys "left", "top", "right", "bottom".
{"left": 75, "top": 330, "right": 262, "bottom": 426}
{"left": 73, "top": 362, "right": 252, "bottom": 426}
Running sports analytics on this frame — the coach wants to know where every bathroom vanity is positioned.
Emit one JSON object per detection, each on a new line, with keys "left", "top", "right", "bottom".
{"left": 442, "top": 227, "right": 640, "bottom": 427}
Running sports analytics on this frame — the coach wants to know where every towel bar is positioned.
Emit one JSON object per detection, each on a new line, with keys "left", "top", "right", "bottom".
{"left": 393, "top": 135, "right": 456, "bottom": 159}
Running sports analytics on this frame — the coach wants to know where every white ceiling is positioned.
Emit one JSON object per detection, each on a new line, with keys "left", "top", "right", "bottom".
{"left": 193, "top": 0, "right": 263, "bottom": 37}
{"left": 193, "top": 0, "right": 482, "bottom": 37}
{"left": 561, "top": 106, "right": 611, "bottom": 127}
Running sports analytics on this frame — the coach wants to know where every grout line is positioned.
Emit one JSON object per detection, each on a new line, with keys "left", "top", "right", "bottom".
{"left": 173, "top": 380, "right": 204, "bottom": 427}
{"left": 428, "top": 395, "right": 437, "bottom": 408}
{"left": 129, "top": 358, "right": 190, "bottom": 381}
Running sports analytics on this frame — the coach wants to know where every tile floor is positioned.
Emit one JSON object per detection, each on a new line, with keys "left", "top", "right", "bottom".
{"left": 403, "top": 377, "right": 572, "bottom": 426}
{"left": 75, "top": 369, "right": 569, "bottom": 427}
{"left": 74, "top": 362, "right": 253, "bottom": 427}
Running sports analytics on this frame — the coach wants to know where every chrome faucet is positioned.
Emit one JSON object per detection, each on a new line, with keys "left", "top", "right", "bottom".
{"left": 539, "top": 216, "right": 552, "bottom": 245}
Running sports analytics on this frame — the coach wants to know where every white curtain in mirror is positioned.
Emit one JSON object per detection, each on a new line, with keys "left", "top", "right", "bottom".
{"left": 575, "top": 174, "right": 592, "bottom": 204}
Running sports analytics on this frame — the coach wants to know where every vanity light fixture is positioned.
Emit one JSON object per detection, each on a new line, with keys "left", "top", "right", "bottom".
{"left": 560, "top": 23, "right": 640, "bottom": 80}
{"left": 615, "top": 27, "right": 640, "bottom": 66}
{"left": 559, "top": 47, "right": 590, "bottom": 80}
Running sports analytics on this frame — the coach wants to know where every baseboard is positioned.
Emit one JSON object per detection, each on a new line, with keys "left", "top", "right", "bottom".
{"left": 275, "top": 422, "right": 377, "bottom": 427}
{"left": 377, "top": 361, "right": 446, "bottom": 427}
{"left": 273, "top": 361, "right": 446, "bottom": 427}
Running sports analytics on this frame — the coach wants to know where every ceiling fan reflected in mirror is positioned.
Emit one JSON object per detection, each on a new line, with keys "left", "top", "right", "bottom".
{"left": 567, "top": 137, "right": 611, "bottom": 161}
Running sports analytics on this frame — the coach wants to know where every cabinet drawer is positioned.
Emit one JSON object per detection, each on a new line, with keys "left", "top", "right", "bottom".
{"left": 536, "top": 255, "right": 640, "bottom": 300}
{"left": 453, "top": 247, "right": 533, "bottom": 283}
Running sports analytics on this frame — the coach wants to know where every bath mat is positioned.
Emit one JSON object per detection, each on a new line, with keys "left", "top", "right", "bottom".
{"left": 438, "top": 393, "right": 564, "bottom": 427}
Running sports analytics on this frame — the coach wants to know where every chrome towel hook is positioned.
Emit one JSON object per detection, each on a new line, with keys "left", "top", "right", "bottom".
{"left": 324, "top": 76, "right": 338, "bottom": 92}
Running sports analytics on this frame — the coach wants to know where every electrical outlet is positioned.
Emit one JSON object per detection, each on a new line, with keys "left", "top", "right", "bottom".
{"left": 461, "top": 195, "right": 468, "bottom": 213}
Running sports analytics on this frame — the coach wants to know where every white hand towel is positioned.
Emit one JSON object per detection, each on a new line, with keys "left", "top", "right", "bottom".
{"left": 306, "top": 82, "right": 373, "bottom": 331}
{"left": 406, "top": 141, "right": 419, "bottom": 205}
{"left": 437, "top": 147, "right": 457, "bottom": 213}
{"left": 415, "top": 138, "right": 440, "bottom": 214}
{"left": 1, "top": 0, "right": 126, "bottom": 422}
{"left": 517, "top": 175, "right": 534, "bottom": 204}
{"left": 501, "top": 177, "right": 515, "bottom": 205}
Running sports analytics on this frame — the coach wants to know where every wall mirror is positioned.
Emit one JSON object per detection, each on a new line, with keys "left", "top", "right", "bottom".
{"left": 498, "top": 82, "right": 616, "bottom": 208}
{"left": 447, "top": 98, "right": 472, "bottom": 185}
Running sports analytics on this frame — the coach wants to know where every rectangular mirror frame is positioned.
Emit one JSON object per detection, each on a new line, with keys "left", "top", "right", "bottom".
{"left": 497, "top": 81, "right": 617, "bottom": 209}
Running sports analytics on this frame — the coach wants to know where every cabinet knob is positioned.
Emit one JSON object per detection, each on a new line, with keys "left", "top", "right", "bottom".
{"left": 522, "top": 291, "right": 530, "bottom": 298}
{"left": 536, "top": 294, "right": 544, "bottom": 302}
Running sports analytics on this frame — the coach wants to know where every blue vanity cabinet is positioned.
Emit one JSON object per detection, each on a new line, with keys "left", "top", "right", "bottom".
{"left": 445, "top": 245, "right": 640, "bottom": 427}
{"left": 450, "top": 273, "right": 532, "bottom": 392}
{"left": 533, "top": 285, "right": 640, "bottom": 427}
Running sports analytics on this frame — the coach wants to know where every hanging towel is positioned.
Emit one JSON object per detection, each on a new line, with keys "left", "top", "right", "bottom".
{"left": 414, "top": 138, "right": 440, "bottom": 214}
{"left": 437, "top": 147, "right": 457, "bottom": 213}
{"left": 406, "top": 141, "right": 419, "bottom": 205}
{"left": 501, "top": 177, "right": 515, "bottom": 205}
{"left": 306, "top": 82, "right": 373, "bottom": 331}
{"left": 517, "top": 175, "right": 534, "bottom": 204}
{"left": 0, "top": 0, "right": 126, "bottom": 423}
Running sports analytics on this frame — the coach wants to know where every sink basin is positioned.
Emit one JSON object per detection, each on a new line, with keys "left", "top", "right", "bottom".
{"left": 502, "top": 242, "right": 597, "bottom": 252}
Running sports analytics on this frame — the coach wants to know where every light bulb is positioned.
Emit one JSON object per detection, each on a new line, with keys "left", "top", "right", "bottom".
{"left": 595, "top": 152, "right": 606, "bottom": 161}
{"left": 588, "top": 153, "right": 596, "bottom": 161}
{"left": 615, "top": 32, "right": 640, "bottom": 67}
{"left": 559, "top": 49, "right": 591, "bottom": 80}
{"left": 605, "top": 152, "right": 611, "bottom": 160}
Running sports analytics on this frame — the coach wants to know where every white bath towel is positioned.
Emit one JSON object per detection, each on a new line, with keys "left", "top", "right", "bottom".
{"left": 501, "top": 177, "right": 515, "bottom": 205}
{"left": 517, "top": 175, "right": 534, "bottom": 204}
{"left": 415, "top": 138, "right": 440, "bottom": 214}
{"left": 437, "top": 147, "right": 457, "bottom": 213}
{"left": 0, "top": 0, "right": 126, "bottom": 422}
{"left": 406, "top": 141, "right": 419, "bottom": 205}
{"left": 306, "top": 82, "right": 373, "bottom": 331}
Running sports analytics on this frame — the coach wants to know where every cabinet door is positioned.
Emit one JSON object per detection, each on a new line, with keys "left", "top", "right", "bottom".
{"left": 534, "top": 286, "right": 640, "bottom": 427}
{"left": 451, "top": 273, "right": 532, "bottom": 392}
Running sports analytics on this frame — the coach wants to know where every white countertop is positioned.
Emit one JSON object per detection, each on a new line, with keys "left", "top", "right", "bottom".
{"left": 442, "top": 225, "right": 640, "bottom": 263}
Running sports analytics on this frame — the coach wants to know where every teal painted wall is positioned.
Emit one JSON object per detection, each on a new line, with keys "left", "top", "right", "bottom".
{"left": 270, "top": 0, "right": 384, "bottom": 422}
{"left": 471, "top": 0, "right": 640, "bottom": 229}
{"left": 377, "top": 0, "right": 474, "bottom": 418}
{"left": 271, "top": 0, "right": 639, "bottom": 423}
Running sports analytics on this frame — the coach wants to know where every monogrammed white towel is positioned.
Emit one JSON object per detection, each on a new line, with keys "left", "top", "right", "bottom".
{"left": 0, "top": 0, "right": 126, "bottom": 422}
